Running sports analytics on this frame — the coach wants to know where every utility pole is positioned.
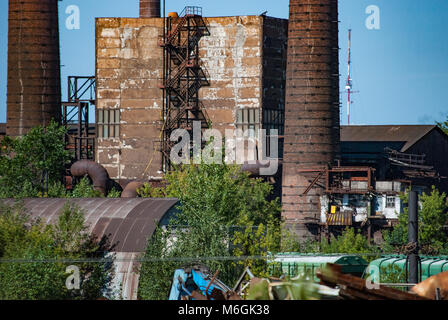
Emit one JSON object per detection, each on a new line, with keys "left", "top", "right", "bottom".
{"left": 408, "top": 190, "right": 419, "bottom": 285}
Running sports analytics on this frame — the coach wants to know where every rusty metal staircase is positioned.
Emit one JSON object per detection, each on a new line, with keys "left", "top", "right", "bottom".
{"left": 159, "top": 6, "right": 211, "bottom": 171}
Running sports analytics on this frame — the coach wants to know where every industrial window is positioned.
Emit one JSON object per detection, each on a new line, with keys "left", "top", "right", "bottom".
{"left": 386, "top": 196, "right": 396, "bottom": 208}
{"left": 97, "top": 109, "right": 120, "bottom": 139}
{"left": 262, "top": 108, "right": 284, "bottom": 158}
{"left": 236, "top": 108, "right": 260, "bottom": 138}
{"left": 262, "top": 109, "right": 284, "bottom": 136}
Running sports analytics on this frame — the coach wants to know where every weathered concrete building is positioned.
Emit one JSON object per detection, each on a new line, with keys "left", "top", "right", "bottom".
{"left": 95, "top": 15, "right": 287, "bottom": 182}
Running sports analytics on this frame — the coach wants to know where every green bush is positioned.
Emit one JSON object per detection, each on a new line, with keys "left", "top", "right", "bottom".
{"left": 383, "top": 186, "right": 448, "bottom": 254}
{"left": 137, "top": 163, "right": 282, "bottom": 300}
{"left": 0, "top": 202, "right": 113, "bottom": 300}
{"left": 71, "top": 177, "right": 104, "bottom": 198}
{"left": 0, "top": 120, "right": 70, "bottom": 198}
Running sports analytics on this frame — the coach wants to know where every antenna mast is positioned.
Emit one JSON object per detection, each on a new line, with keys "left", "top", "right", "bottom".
{"left": 345, "top": 29, "right": 358, "bottom": 125}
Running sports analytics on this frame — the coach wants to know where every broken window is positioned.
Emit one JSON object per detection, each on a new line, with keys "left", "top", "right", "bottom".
{"left": 97, "top": 109, "right": 120, "bottom": 139}
{"left": 386, "top": 196, "right": 396, "bottom": 208}
{"left": 262, "top": 108, "right": 284, "bottom": 158}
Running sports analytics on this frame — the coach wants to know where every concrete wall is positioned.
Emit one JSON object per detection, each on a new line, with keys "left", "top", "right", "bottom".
{"left": 95, "top": 16, "right": 287, "bottom": 182}
{"left": 96, "top": 17, "right": 164, "bottom": 181}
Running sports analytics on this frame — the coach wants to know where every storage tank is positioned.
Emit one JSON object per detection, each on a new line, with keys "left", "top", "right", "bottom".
{"left": 269, "top": 253, "right": 368, "bottom": 281}
{"left": 6, "top": 0, "right": 62, "bottom": 137}
{"left": 368, "top": 255, "right": 448, "bottom": 282}
{"left": 281, "top": 0, "right": 340, "bottom": 239}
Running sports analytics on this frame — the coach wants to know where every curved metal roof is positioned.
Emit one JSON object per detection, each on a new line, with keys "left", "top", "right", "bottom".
{"left": 1, "top": 198, "right": 179, "bottom": 253}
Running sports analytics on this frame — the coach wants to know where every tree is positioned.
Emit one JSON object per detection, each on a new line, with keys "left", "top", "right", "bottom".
{"left": 383, "top": 187, "right": 448, "bottom": 254}
{"left": 0, "top": 201, "right": 114, "bottom": 300}
{"left": 137, "top": 163, "right": 282, "bottom": 300}
{"left": 0, "top": 120, "right": 70, "bottom": 198}
{"left": 436, "top": 116, "right": 448, "bottom": 135}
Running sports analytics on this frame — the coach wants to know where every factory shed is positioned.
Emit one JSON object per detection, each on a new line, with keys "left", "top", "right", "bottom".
{"left": 341, "top": 125, "right": 441, "bottom": 152}
{"left": 340, "top": 125, "right": 448, "bottom": 191}
{"left": 1, "top": 198, "right": 180, "bottom": 300}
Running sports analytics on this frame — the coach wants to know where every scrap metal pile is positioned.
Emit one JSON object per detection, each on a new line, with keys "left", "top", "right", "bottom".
{"left": 170, "top": 263, "right": 448, "bottom": 300}
{"left": 317, "top": 263, "right": 434, "bottom": 300}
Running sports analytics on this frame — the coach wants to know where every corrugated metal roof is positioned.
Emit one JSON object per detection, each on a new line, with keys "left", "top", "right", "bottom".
{"left": 340, "top": 125, "right": 437, "bottom": 152}
{"left": 1, "top": 198, "right": 179, "bottom": 253}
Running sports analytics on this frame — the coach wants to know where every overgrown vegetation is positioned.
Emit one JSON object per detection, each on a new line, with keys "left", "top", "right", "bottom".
{"left": 0, "top": 120, "right": 70, "bottom": 198}
{"left": 137, "top": 163, "right": 282, "bottom": 300}
{"left": 0, "top": 202, "right": 114, "bottom": 299}
{"left": 383, "top": 186, "right": 448, "bottom": 254}
{"left": 0, "top": 121, "right": 122, "bottom": 199}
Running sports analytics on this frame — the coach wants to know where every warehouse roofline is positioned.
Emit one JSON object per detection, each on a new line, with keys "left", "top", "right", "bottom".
{"left": 340, "top": 125, "right": 443, "bottom": 152}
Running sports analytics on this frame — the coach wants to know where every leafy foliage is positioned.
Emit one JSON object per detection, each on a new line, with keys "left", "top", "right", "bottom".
{"left": 318, "top": 227, "right": 380, "bottom": 261}
{"left": 247, "top": 276, "right": 320, "bottom": 300}
{"left": 383, "top": 187, "right": 448, "bottom": 254}
{"left": 137, "top": 163, "right": 282, "bottom": 300}
{"left": 106, "top": 188, "right": 122, "bottom": 198}
{"left": 0, "top": 120, "right": 70, "bottom": 198}
{"left": 0, "top": 202, "right": 114, "bottom": 300}
{"left": 71, "top": 177, "right": 104, "bottom": 198}
{"left": 436, "top": 116, "right": 448, "bottom": 135}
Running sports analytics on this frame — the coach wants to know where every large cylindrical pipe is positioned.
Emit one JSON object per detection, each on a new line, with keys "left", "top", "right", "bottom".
{"left": 281, "top": 0, "right": 340, "bottom": 240}
{"left": 121, "top": 181, "right": 144, "bottom": 198}
{"left": 140, "top": 0, "right": 161, "bottom": 18}
{"left": 7, "top": 0, "right": 61, "bottom": 137}
{"left": 70, "top": 160, "right": 110, "bottom": 195}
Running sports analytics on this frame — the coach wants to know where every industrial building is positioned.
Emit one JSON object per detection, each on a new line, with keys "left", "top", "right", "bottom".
{"left": 95, "top": 13, "right": 287, "bottom": 181}
{"left": 3, "top": 0, "right": 448, "bottom": 244}
{"left": 323, "top": 124, "right": 448, "bottom": 242}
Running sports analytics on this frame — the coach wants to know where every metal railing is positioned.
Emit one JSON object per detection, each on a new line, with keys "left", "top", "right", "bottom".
{"left": 181, "top": 6, "right": 202, "bottom": 17}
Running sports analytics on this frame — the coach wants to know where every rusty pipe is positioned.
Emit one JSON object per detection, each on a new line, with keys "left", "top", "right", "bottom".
{"left": 121, "top": 181, "right": 144, "bottom": 198}
{"left": 241, "top": 160, "right": 283, "bottom": 176}
{"left": 140, "top": 0, "right": 161, "bottom": 18}
{"left": 70, "top": 160, "right": 110, "bottom": 195}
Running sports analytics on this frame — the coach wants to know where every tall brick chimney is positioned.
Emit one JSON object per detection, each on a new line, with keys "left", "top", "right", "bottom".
{"left": 140, "top": 0, "right": 161, "bottom": 18}
{"left": 7, "top": 0, "right": 61, "bottom": 137}
{"left": 281, "top": 0, "right": 340, "bottom": 240}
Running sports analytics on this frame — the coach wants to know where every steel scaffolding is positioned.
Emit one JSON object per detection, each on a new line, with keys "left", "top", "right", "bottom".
{"left": 62, "top": 76, "right": 96, "bottom": 161}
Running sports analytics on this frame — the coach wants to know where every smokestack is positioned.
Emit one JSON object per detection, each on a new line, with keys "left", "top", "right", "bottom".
{"left": 140, "top": 0, "right": 161, "bottom": 18}
{"left": 6, "top": 0, "right": 62, "bottom": 137}
{"left": 281, "top": 0, "right": 340, "bottom": 239}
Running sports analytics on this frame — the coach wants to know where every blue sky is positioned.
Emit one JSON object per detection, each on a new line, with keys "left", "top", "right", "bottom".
{"left": 0, "top": 0, "right": 447, "bottom": 125}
